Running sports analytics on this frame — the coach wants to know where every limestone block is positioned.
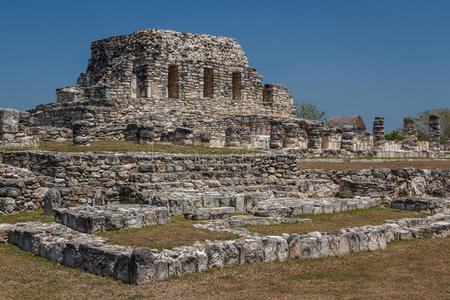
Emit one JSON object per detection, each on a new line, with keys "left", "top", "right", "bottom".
{"left": 0, "top": 108, "right": 20, "bottom": 133}
{"left": 43, "top": 188, "right": 62, "bottom": 215}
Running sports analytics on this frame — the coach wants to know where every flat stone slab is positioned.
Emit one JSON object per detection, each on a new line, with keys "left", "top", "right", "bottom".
{"left": 0, "top": 223, "right": 13, "bottom": 243}
{"left": 185, "top": 206, "right": 236, "bottom": 220}
{"left": 391, "top": 197, "right": 450, "bottom": 213}
{"left": 54, "top": 204, "right": 170, "bottom": 234}
{"left": 252, "top": 197, "right": 381, "bottom": 217}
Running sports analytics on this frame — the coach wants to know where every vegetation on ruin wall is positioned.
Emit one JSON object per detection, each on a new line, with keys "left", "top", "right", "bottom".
{"left": 245, "top": 207, "right": 429, "bottom": 236}
{"left": 0, "top": 235, "right": 448, "bottom": 298}
{"left": 0, "top": 141, "right": 262, "bottom": 155}
{"left": 295, "top": 101, "right": 327, "bottom": 122}
{"left": 386, "top": 108, "right": 449, "bottom": 142}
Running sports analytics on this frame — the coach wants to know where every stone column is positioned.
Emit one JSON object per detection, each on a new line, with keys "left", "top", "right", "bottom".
{"left": 402, "top": 117, "right": 418, "bottom": 150}
{"left": 306, "top": 122, "right": 322, "bottom": 149}
{"left": 340, "top": 125, "right": 355, "bottom": 151}
{"left": 373, "top": 116, "right": 385, "bottom": 150}
{"left": 429, "top": 114, "right": 440, "bottom": 152}
{"left": 72, "top": 120, "right": 93, "bottom": 146}
{"left": 269, "top": 120, "right": 284, "bottom": 149}
{"left": 283, "top": 122, "right": 298, "bottom": 148}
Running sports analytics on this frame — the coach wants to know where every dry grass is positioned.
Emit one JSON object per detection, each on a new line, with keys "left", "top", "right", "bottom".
{"left": 0, "top": 209, "right": 53, "bottom": 224}
{"left": 299, "top": 160, "right": 450, "bottom": 170}
{"left": 1, "top": 140, "right": 260, "bottom": 155}
{"left": 99, "top": 216, "right": 240, "bottom": 250}
{"left": 0, "top": 236, "right": 448, "bottom": 299}
{"left": 245, "top": 207, "right": 430, "bottom": 236}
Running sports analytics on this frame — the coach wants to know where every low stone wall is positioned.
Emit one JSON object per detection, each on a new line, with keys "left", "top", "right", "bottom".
{"left": 54, "top": 205, "right": 170, "bottom": 234}
{"left": 0, "top": 164, "right": 48, "bottom": 214}
{"left": 5, "top": 211, "right": 450, "bottom": 284}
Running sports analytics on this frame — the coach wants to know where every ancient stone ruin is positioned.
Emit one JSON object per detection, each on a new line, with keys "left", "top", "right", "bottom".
{"left": 0, "top": 29, "right": 449, "bottom": 286}
{"left": 0, "top": 29, "right": 446, "bottom": 157}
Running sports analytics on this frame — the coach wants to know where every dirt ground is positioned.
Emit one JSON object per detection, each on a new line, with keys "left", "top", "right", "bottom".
{"left": 299, "top": 159, "right": 450, "bottom": 170}
{"left": 0, "top": 236, "right": 448, "bottom": 300}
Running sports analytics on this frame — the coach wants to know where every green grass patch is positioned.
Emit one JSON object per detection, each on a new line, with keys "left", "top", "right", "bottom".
{"left": 0, "top": 209, "right": 53, "bottom": 224}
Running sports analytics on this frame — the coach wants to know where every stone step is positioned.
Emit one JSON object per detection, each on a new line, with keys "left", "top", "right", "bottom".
{"left": 185, "top": 207, "right": 236, "bottom": 220}
{"left": 253, "top": 197, "right": 382, "bottom": 217}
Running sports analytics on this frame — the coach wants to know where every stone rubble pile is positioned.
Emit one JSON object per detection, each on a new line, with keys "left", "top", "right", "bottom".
{"left": 54, "top": 204, "right": 170, "bottom": 234}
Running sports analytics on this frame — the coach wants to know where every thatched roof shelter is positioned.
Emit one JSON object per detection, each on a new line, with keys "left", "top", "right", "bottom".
{"left": 328, "top": 115, "right": 366, "bottom": 131}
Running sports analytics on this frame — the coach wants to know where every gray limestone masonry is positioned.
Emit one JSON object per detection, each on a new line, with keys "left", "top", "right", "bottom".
{"left": 0, "top": 108, "right": 39, "bottom": 148}
{"left": 1, "top": 151, "right": 449, "bottom": 214}
{"left": 391, "top": 197, "right": 450, "bottom": 213}
{"left": 4, "top": 210, "right": 450, "bottom": 284}
{"left": 0, "top": 164, "right": 49, "bottom": 214}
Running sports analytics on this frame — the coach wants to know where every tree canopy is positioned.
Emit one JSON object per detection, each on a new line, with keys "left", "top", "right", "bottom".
{"left": 295, "top": 101, "right": 327, "bottom": 122}
{"left": 413, "top": 108, "right": 449, "bottom": 143}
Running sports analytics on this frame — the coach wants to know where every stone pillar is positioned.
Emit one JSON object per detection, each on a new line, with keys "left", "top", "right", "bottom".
{"left": 283, "top": 122, "right": 298, "bottom": 148}
{"left": 429, "top": 114, "right": 440, "bottom": 152}
{"left": 402, "top": 117, "right": 418, "bottom": 150}
{"left": 340, "top": 125, "right": 355, "bottom": 151}
{"left": 373, "top": 116, "right": 385, "bottom": 150}
{"left": 306, "top": 122, "right": 322, "bottom": 149}
{"left": 72, "top": 120, "right": 93, "bottom": 146}
{"left": 269, "top": 120, "right": 284, "bottom": 149}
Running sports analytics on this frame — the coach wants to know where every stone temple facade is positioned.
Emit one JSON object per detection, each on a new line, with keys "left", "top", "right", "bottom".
{"left": 56, "top": 29, "right": 294, "bottom": 116}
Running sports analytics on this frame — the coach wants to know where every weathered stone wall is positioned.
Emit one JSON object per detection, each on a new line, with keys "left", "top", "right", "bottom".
{"left": 2, "top": 151, "right": 448, "bottom": 211}
{"left": 56, "top": 29, "right": 295, "bottom": 118}
{"left": 296, "top": 168, "right": 449, "bottom": 199}
{"left": 0, "top": 109, "right": 39, "bottom": 148}
{"left": 1, "top": 151, "right": 298, "bottom": 208}
{"left": 0, "top": 164, "right": 48, "bottom": 214}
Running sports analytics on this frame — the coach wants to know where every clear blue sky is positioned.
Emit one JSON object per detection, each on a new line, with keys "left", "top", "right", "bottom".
{"left": 1, "top": 0, "right": 449, "bottom": 132}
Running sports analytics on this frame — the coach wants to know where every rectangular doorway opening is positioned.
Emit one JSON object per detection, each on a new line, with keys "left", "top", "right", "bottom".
{"left": 168, "top": 65, "right": 179, "bottom": 99}
{"left": 203, "top": 68, "right": 213, "bottom": 98}
{"left": 232, "top": 72, "right": 241, "bottom": 100}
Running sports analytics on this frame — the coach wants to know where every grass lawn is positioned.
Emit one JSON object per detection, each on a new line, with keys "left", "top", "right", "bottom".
{"left": 0, "top": 209, "right": 53, "bottom": 224}
{"left": 245, "top": 207, "right": 430, "bottom": 236}
{"left": 99, "top": 215, "right": 240, "bottom": 250}
{"left": 0, "top": 140, "right": 261, "bottom": 155}
{"left": 298, "top": 160, "right": 450, "bottom": 170}
{"left": 0, "top": 236, "right": 448, "bottom": 299}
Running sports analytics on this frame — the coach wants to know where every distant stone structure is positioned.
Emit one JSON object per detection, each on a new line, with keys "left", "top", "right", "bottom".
{"left": 429, "top": 114, "right": 440, "bottom": 152}
{"left": 373, "top": 116, "right": 385, "bottom": 150}
{"left": 402, "top": 117, "right": 418, "bottom": 151}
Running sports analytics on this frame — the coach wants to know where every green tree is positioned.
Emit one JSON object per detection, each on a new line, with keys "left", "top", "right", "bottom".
{"left": 295, "top": 101, "right": 327, "bottom": 122}
{"left": 385, "top": 129, "right": 403, "bottom": 141}
{"left": 413, "top": 108, "right": 449, "bottom": 144}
